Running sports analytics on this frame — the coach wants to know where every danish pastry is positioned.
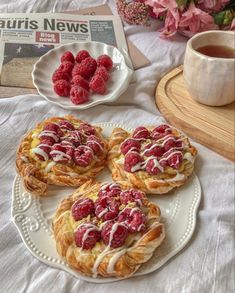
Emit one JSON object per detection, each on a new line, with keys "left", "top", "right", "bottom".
{"left": 107, "top": 124, "right": 197, "bottom": 194}
{"left": 53, "top": 180, "right": 165, "bottom": 278}
{"left": 16, "top": 115, "right": 108, "bottom": 196}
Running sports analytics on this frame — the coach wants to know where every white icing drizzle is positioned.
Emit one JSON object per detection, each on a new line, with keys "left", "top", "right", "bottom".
{"left": 39, "top": 130, "right": 59, "bottom": 142}
{"left": 87, "top": 138, "right": 104, "bottom": 151}
{"left": 50, "top": 150, "right": 71, "bottom": 162}
{"left": 97, "top": 208, "right": 108, "bottom": 218}
{"left": 20, "top": 155, "right": 29, "bottom": 163}
{"left": 106, "top": 248, "right": 127, "bottom": 274}
{"left": 44, "top": 161, "right": 56, "bottom": 173}
{"left": 115, "top": 156, "right": 125, "bottom": 165}
{"left": 159, "top": 150, "right": 182, "bottom": 164}
{"left": 133, "top": 128, "right": 148, "bottom": 137}
{"left": 32, "top": 133, "right": 38, "bottom": 138}
{"left": 31, "top": 147, "right": 48, "bottom": 161}
{"left": 81, "top": 224, "right": 99, "bottom": 247}
{"left": 100, "top": 182, "right": 120, "bottom": 191}
{"left": 38, "top": 144, "right": 52, "bottom": 148}
{"left": 166, "top": 172, "right": 186, "bottom": 182}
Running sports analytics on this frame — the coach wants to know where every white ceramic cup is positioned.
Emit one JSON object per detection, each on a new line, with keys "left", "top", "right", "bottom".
{"left": 183, "top": 31, "right": 235, "bottom": 106}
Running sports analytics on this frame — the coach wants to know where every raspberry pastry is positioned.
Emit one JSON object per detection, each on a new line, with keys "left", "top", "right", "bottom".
{"left": 107, "top": 124, "right": 197, "bottom": 194}
{"left": 53, "top": 180, "right": 165, "bottom": 278}
{"left": 16, "top": 115, "right": 108, "bottom": 196}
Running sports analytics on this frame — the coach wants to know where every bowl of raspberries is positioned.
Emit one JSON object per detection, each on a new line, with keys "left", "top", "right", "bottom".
{"left": 32, "top": 41, "right": 133, "bottom": 109}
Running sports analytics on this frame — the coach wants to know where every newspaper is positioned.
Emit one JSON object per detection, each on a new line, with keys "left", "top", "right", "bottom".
{"left": 0, "top": 13, "right": 130, "bottom": 88}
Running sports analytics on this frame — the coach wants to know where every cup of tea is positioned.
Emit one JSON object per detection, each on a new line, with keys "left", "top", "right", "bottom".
{"left": 183, "top": 31, "right": 235, "bottom": 106}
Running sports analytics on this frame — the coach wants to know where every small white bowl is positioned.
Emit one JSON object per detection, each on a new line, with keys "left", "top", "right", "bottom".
{"left": 32, "top": 41, "right": 133, "bottom": 110}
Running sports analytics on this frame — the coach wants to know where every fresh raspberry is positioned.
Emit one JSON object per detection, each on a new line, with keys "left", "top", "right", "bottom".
{"left": 71, "top": 198, "right": 95, "bottom": 221}
{"left": 124, "top": 152, "right": 144, "bottom": 173}
{"left": 75, "top": 50, "right": 90, "bottom": 63}
{"left": 38, "top": 143, "right": 52, "bottom": 155}
{"left": 89, "top": 75, "right": 106, "bottom": 95}
{"left": 74, "top": 145, "right": 93, "bottom": 167}
{"left": 50, "top": 144, "right": 72, "bottom": 163}
{"left": 143, "top": 143, "right": 164, "bottom": 157}
{"left": 95, "top": 66, "right": 110, "bottom": 82}
{"left": 44, "top": 123, "right": 63, "bottom": 136}
{"left": 53, "top": 80, "right": 70, "bottom": 97}
{"left": 73, "top": 57, "right": 97, "bottom": 79}
{"left": 39, "top": 131, "right": 60, "bottom": 145}
{"left": 119, "top": 189, "right": 145, "bottom": 206}
{"left": 86, "top": 135, "right": 104, "bottom": 154}
{"left": 52, "top": 69, "right": 70, "bottom": 83}
{"left": 71, "top": 75, "right": 89, "bottom": 91}
{"left": 145, "top": 158, "right": 161, "bottom": 175}
{"left": 118, "top": 208, "right": 146, "bottom": 233}
{"left": 58, "top": 61, "right": 74, "bottom": 74}
{"left": 94, "top": 196, "right": 120, "bottom": 221}
{"left": 70, "top": 86, "right": 89, "bottom": 105}
{"left": 101, "top": 221, "right": 128, "bottom": 248}
{"left": 60, "top": 141, "right": 74, "bottom": 158}
{"left": 98, "top": 183, "right": 121, "bottom": 198}
{"left": 58, "top": 120, "right": 75, "bottom": 131}
{"left": 120, "top": 139, "right": 141, "bottom": 155}
{"left": 75, "top": 224, "right": 101, "bottom": 249}
{"left": 63, "top": 130, "right": 84, "bottom": 147}
{"left": 167, "top": 151, "right": 183, "bottom": 169}
{"left": 97, "top": 54, "right": 113, "bottom": 71}
{"left": 78, "top": 123, "right": 96, "bottom": 136}
{"left": 151, "top": 124, "right": 172, "bottom": 140}
{"left": 132, "top": 127, "right": 150, "bottom": 139}
{"left": 61, "top": 51, "right": 75, "bottom": 64}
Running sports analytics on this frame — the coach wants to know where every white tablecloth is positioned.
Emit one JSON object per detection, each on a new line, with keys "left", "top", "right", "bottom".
{"left": 0, "top": 1, "right": 234, "bottom": 292}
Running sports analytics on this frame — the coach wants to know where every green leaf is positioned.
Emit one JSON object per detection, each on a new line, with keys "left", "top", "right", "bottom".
{"left": 213, "top": 9, "right": 235, "bottom": 25}
{"left": 176, "top": 0, "right": 189, "bottom": 8}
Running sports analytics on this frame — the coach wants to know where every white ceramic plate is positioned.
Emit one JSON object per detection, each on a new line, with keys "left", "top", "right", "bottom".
{"left": 32, "top": 42, "right": 133, "bottom": 110}
{"left": 12, "top": 122, "right": 201, "bottom": 283}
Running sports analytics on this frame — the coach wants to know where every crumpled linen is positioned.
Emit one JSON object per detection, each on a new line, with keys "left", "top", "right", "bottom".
{"left": 0, "top": 1, "right": 234, "bottom": 293}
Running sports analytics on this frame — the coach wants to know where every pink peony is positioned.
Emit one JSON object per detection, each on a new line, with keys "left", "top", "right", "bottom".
{"left": 145, "top": 0, "right": 180, "bottom": 38}
{"left": 197, "top": 0, "right": 230, "bottom": 13}
{"left": 231, "top": 18, "right": 235, "bottom": 31}
{"left": 179, "top": 2, "right": 218, "bottom": 37}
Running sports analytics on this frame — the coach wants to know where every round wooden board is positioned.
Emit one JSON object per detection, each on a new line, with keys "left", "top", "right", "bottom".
{"left": 155, "top": 65, "right": 235, "bottom": 162}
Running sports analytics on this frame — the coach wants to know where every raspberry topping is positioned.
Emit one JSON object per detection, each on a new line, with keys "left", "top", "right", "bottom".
{"left": 59, "top": 61, "right": 74, "bottom": 74}
{"left": 98, "top": 183, "right": 122, "bottom": 198}
{"left": 39, "top": 130, "right": 60, "bottom": 144}
{"left": 62, "top": 130, "right": 83, "bottom": 147}
{"left": 61, "top": 51, "right": 75, "bottom": 63}
{"left": 151, "top": 125, "right": 172, "bottom": 140}
{"left": 38, "top": 143, "right": 52, "bottom": 155}
{"left": 52, "top": 69, "right": 70, "bottom": 83}
{"left": 132, "top": 127, "right": 150, "bottom": 139}
{"left": 72, "top": 198, "right": 95, "bottom": 221}
{"left": 95, "top": 66, "right": 110, "bottom": 82}
{"left": 167, "top": 151, "right": 183, "bottom": 169}
{"left": 58, "top": 120, "right": 75, "bottom": 131}
{"left": 71, "top": 75, "right": 89, "bottom": 91}
{"left": 80, "top": 57, "right": 97, "bottom": 79}
{"left": 74, "top": 145, "right": 93, "bottom": 167}
{"left": 120, "top": 139, "right": 141, "bottom": 155}
{"left": 44, "top": 123, "right": 63, "bottom": 136}
{"left": 97, "top": 54, "right": 113, "bottom": 71}
{"left": 120, "top": 189, "right": 145, "bottom": 206}
{"left": 124, "top": 152, "right": 144, "bottom": 173}
{"left": 145, "top": 158, "right": 161, "bottom": 175}
{"left": 86, "top": 135, "right": 104, "bottom": 154}
{"left": 94, "top": 196, "right": 120, "bottom": 221}
{"left": 118, "top": 208, "right": 146, "bottom": 233}
{"left": 75, "top": 224, "right": 101, "bottom": 249}
{"left": 89, "top": 75, "right": 106, "bottom": 95}
{"left": 53, "top": 80, "right": 71, "bottom": 97}
{"left": 143, "top": 143, "right": 164, "bottom": 157}
{"left": 40, "top": 138, "right": 54, "bottom": 146}
{"left": 101, "top": 221, "right": 128, "bottom": 248}
{"left": 50, "top": 144, "right": 72, "bottom": 163}
{"left": 78, "top": 123, "right": 96, "bottom": 136}
{"left": 70, "top": 86, "right": 89, "bottom": 105}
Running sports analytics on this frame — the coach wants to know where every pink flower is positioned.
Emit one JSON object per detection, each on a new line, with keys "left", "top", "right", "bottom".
{"left": 231, "top": 18, "right": 235, "bottom": 31}
{"left": 197, "top": 0, "right": 230, "bottom": 13}
{"left": 179, "top": 2, "right": 218, "bottom": 36}
{"left": 145, "top": 0, "right": 180, "bottom": 38}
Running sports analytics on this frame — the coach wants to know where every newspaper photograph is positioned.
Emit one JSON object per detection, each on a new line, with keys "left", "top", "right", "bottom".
{"left": 0, "top": 13, "right": 129, "bottom": 88}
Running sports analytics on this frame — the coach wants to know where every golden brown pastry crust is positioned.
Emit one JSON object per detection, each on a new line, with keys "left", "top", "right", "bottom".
{"left": 107, "top": 127, "right": 197, "bottom": 194}
{"left": 16, "top": 115, "right": 108, "bottom": 196}
{"left": 53, "top": 180, "right": 165, "bottom": 279}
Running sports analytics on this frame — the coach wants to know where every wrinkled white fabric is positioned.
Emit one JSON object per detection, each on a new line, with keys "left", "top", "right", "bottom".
{"left": 0, "top": 1, "right": 234, "bottom": 293}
